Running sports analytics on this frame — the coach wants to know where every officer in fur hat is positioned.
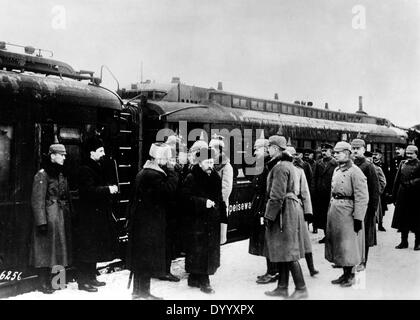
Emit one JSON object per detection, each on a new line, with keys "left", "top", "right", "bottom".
{"left": 30, "top": 144, "right": 73, "bottom": 294}
{"left": 181, "top": 147, "right": 228, "bottom": 294}
{"left": 127, "top": 143, "right": 179, "bottom": 299}
{"left": 74, "top": 136, "right": 119, "bottom": 292}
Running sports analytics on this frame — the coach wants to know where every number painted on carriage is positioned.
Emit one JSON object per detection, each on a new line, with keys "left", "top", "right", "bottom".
{"left": 0, "top": 270, "right": 23, "bottom": 281}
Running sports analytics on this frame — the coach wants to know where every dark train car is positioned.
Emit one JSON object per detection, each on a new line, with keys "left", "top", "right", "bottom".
{"left": 120, "top": 81, "right": 408, "bottom": 241}
{"left": 0, "top": 44, "right": 123, "bottom": 297}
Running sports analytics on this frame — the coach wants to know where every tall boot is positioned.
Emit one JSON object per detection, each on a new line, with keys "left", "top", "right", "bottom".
{"left": 139, "top": 275, "right": 163, "bottom": 300}
{"left": 305, "top": 253, "right": 319, "bottom": 276}
{"left": 287, "top": 261, "right": 308, "bottom": 300}
{"left": 199, "top": 274, "right": 215, "bottom": 294}
{"left": 38, "top": 267, "right": 54, "bottom": 294}
{"left": 265, "top": 262, "right": 289, "bottom": 297}
{"left": 340, "top": 266, "right": 355, "bottom": 287}
{"left": 331, "top": 267, "right": 347, "bottom": 284}
{"left": 414, "top": 233, "right": 420, "bottom": 251}
{"left": 396, "top": 231, "right": 409, "bottom": 249}
{"left": 188, "top": 273, "right": 200, "bottom": 288}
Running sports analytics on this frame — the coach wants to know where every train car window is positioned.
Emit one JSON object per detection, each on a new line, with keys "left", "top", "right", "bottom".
{"left": 0, "top": 126, "right": 12, "bottom": 202}
{"left": 251, "top": 100, "right": 258, "bottom": 110}
{"left": 59, "top": 127, "right": 81, "bottom": 141}
{"left": 233, "top": 97, "right": 240, "bottom": 107}
{"left": 287, "top": 106, "right": 293, "bottom": 114}
{"left": 240, "top": 99, "right": 247, "bottom": 108}
{"left": 257, "top": 101, "right": 265, "bottom": 111}
{"left": 266, "top": 102, "right": 272, "bottom": 112}
{"left": 222, "top": 95, "right": 232, "bottom": 107}
{"left": 303, "top": 140, "right": 312, "bottom": 149}
{"left": 272, "top": 103, "right": 279, "bottom": 113}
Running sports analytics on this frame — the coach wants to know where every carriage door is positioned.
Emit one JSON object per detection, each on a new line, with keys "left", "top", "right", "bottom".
{"left": 0, "top": 125, "right": 13, "bottom": 271}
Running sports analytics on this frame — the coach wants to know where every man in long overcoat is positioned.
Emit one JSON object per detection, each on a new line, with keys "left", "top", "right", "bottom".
{"left": 126, "top": 143, "right": 179, "bottom": 299}
{"left": 264, "top": 136, "right": 308, "bottom": 300}
{"left": 390, "top": 144, "right": 406, "bottom": 191}
{"left": 392, "top": 145, "right": 420, "bottom": 250}
{"left": 248, "top": 138, "right": 279, "bottom": 284}
{"left": 351, "top": 139, "right": 380, "bottom": 269}
{"left": 287, "top": 146, "right": 318, "bottom": 277}
{"left": 182, "top": 147, "right": 228, "bottom": 294}
{"left": 30, "top": 144, "right": 73, "bottom": 294}
{"left": 325, "top": 141, "right": 368, "bottom": 287}
{"left": 311, "top": 143, "right": 338, "bottom": 242}
{"left": 373, "top": 149, "right": 390, "bottom": 231}
{"left": 73, "top": 136, "right": 119, "bottom": 292}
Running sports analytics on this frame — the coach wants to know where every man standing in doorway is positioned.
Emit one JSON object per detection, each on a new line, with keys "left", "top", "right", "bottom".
{"left": 74, "top": 136, "right": 119, "bottom": 292}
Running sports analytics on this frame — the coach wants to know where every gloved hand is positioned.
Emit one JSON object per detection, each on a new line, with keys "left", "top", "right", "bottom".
{"left": 353, "top": 219, "right": 362, "bottom": 233}
{"left": 37, "top": 224, "right": 48, "bottom": 235}
{"left": 304, "top": 214, "right": 312, "bottom": 223}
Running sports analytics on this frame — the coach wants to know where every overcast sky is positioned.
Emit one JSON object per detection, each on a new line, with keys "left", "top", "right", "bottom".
{"left": 2, "top": 0, "right": 419, "bottom": 127}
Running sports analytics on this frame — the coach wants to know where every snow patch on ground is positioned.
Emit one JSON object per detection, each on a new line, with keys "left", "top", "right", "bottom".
{"left": 6, "top": 205, "right": 420, "bottom": 300}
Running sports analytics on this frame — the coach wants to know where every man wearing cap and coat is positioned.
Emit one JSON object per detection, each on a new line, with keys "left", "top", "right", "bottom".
{"left": 351, "top": 139, "right": 380, "bottom": 269}
{"left": 264, "top": 135, "right": 308, "bottom": 300}
{"left": 30, "top": 144, "right": 73, "bottom": 294}
{"left": 287, "top": 146, "right": 319, "bottom": 277}
{"left": 127, "top": 143, "right": 179, "bottom": 299}
{"left": 392, "top": 145, "right": 420, "bottom": 250}
{"left": 311, "top": 143, "right": 338, "bottom": 242}
{"left": 73, "top": 136, "right": 119, "bottom": 292}
{"left": 326, "top": 141, "right": 368, "bottom": 287}
{"left": 182, "top": 147, "right": 228, "bottom": 294}
{"left": 248, "top": 138, "right": 279, "bottom": 284}
{"left": 373, "top": 149, "right": 390, "bottom": 231}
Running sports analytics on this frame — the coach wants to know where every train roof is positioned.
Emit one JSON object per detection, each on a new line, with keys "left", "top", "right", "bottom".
{"left": 0, "top": 70, "right": 122, "bottom": 110}
{"left": 144, "top": 100, "right": 407, "bottom": 142}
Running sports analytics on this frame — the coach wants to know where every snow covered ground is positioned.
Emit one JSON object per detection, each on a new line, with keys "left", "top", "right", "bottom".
{"left": 6, "top": 205, "right": 420, "bottom": 300}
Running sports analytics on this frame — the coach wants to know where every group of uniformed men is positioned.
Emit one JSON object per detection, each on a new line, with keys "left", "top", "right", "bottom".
{"left": 248, "top": 137, "right": 420, "bottom": 299}
{"left": 30, "top": 131, "right": 419, "bottom": 300}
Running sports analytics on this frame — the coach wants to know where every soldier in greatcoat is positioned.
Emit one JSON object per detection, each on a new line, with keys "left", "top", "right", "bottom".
{"left": 325, "top": 141, "right": 368, "bottom": 287}
{"left": 248, "top": 138, "right": 279, "bottom": 284}
{"left": 264, "top": 136, "right": 308, "bottom": 300}
{"left": 182, "top": 147, "right": 228, "bottom": 294}
{"left": 30, "top": 144, "right": 73, "bottom": 294}
{"left": 351, "top": 139, "right": 380, "bottom": 270}
{"left": 372, "top": 149, "right": 390, "bottom": 231}
{"left": 311, "top": 143, "right": 338, "bottom": 242}
{"left": 126, "top": 143, "right": 179, "bottom": 299}
{"left": 390, "top": 144, "right": 406, "bottom": 191}
{"left": 366, "top": 151, "right": 387, "bottom": 232}
{"left": 287, "top": 146, "right": 319, "bottom": 277}
{"left": 392, "top": 145, "right": 420, "bottom": 250}
{"left": 73, "top": 136, "right": 119, "bottom": 292}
